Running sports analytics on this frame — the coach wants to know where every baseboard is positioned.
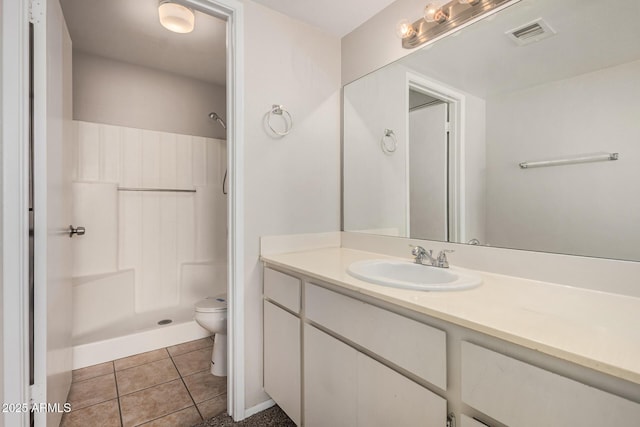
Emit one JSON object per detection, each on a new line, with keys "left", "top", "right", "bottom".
{"left": 244, "top": 399, "right": 276, "bottom": 419}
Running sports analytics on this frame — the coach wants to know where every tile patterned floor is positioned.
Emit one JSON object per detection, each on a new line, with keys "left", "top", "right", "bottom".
{"left": 62, "top": 337, "right": 227, "bottom": 427}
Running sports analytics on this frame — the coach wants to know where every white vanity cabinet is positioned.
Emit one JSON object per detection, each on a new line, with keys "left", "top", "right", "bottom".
{"left": 461, "top": 342, "right": 640, "bottom": 427}
{"left": 263, "top": 267, "right": 448, "bottom": 426}
{"left": 263, "top": 268, "right": 302, "bottom": 425}
{"left": 262, "top": 262, "right": 640, "bottom": 427}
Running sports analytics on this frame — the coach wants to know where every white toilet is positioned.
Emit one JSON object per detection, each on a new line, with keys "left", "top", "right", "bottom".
{"left": 194, "top": 294, "right": 227, "bottom": 376}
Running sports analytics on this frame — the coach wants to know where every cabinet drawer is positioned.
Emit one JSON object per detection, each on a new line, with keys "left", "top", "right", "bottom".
{"left": 461, "top": 342, "right": 640, "bottom": 427}
{"left": 264, "top": 267, "right": 301, "bottom": 313}
{"left": 305, "top": 283, "right": 447, "bottom": 389}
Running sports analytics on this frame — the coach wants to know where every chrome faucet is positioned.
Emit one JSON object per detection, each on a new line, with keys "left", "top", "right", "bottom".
{"left": 410, "top": 245, "right": 454, "bottom": 268}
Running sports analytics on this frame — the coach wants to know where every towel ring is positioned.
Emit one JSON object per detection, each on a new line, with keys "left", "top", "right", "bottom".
{"left": 381, "top": 129, "right": 397, "bottom": 154}
{"left": 267, "top": 104, "right": 293, "bottom": 136}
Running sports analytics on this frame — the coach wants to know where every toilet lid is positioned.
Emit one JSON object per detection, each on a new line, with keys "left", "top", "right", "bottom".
{"left": 195, "top": 295, "right": 227, "bottom": 313}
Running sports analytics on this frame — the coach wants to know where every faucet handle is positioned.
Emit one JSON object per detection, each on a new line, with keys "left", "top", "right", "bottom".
{"left": 409, "top": 244, "right": 429, "bottom": 263}
{"left": 409, "top": 244, "right": 425, "bottom": 255}
{"left": 436, "top": 249, "right": 454, "bottom": 268}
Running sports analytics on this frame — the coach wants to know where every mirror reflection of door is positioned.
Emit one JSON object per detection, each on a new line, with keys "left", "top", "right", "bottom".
{"left": 408, "top": 89, "right": 449, "bottom": 241}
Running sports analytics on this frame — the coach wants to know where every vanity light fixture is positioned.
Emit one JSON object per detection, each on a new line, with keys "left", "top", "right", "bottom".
{"left": 399, "top": 0, "right": 518, "bottom": 49}
{"left": 158, "top": 0, "right": 195, "bottom": 34}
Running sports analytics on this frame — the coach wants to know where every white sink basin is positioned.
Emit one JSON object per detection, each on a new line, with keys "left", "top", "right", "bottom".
{"left": 347, "top": 259, "right": 482, "bottom": 291}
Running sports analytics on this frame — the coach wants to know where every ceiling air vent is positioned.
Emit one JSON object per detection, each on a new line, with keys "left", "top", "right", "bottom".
{"left": 506, "top": 18, "right": 556, "bottom": 46}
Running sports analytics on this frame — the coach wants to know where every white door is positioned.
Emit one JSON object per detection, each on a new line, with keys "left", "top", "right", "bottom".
{"left": 32, "top": 1, "right": 74, "bottom": 425}
{"left": 409, "top": 102, "right": 448, "bottom": 241}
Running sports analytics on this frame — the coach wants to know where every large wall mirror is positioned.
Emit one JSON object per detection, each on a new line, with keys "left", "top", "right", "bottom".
{"left": 343, "top": 0, "right": 640, "bottom": 262}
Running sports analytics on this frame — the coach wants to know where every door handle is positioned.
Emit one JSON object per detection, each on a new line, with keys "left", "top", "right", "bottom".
{"left": 69, "top": 225, "right": 86, "bottom": 238}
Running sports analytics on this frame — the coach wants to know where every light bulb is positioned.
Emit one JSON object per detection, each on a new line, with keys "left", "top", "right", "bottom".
{"left": 158, "top": 1, "right": 195, "bottom": 34}
{"left": 424, "top": 3, "right": 449, "bottom": 23}
{"left": 395, "top": 19, "right": 416, "bottom": 39}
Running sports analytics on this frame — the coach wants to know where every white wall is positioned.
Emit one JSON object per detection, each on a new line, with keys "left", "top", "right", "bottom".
{"left": 343, "top": 62, "right": 409, "bottom": 235}
{"left": 343, "top": 63, "right": 487, "bottom": 242}
{"left": 485, "top": 60, "right": 640, "bottom": 261}
{"left": 242, "top": 0, "right": 341, "bottom": 409}
{"left": 73, "top": 51, "right": 227, "bottom": 139}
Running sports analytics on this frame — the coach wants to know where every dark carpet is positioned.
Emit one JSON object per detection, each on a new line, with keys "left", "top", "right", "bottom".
{"left": 193, "top": 405, "right": 296, "bottom": 427}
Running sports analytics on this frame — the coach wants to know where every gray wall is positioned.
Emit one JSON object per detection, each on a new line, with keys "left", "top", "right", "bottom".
{"left": 73, "top": 51, "right": 226, "bottom": 139}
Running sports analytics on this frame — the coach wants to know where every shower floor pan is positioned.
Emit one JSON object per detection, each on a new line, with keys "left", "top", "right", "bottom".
{"left": 72, "top": 305, "right": 210, "bottom": 369}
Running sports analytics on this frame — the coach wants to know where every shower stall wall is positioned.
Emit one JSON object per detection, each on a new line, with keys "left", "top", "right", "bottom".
{"left": 71, "top": 120, "right": 227, "bottom": 368}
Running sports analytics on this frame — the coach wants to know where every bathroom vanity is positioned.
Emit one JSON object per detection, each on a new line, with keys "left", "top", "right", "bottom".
{"left": 261, "top": 247, "right": 640, "bottom": 427}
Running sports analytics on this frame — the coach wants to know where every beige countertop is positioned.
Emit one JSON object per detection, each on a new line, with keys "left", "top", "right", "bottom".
{"left": 261, "top": 247, "right": 640, "bottom": 386}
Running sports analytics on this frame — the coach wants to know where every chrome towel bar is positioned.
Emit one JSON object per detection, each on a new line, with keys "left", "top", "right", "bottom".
{"left": 519, "top": 152, "right": 618, "bottom": 169}
{"left": 117, "top": 187, "right": 196, "bottom": 193}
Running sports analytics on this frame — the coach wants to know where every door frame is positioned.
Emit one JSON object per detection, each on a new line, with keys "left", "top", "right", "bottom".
{"left": 405, "top": 72, "right": 467, "bottom": 243}
{"left": 2, "top": 0, "right": 32, "bottom": 425}
{"left": 183, "top": 0, "right": 246, "bottom": 420}
{"left": 2, "top": 0, "right": 247, "bottom": 423}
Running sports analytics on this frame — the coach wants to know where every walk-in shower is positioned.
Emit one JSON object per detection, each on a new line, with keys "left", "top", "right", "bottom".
{"left": 71, "top": 121, "right": 228, "bottom": 367}
{"left": 61, "top": 0, "right": 230, "bottom": 370}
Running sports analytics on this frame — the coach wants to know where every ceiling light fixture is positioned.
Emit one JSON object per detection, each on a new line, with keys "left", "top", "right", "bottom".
{"left": 398, "top": 0, "right": 519, "bottom": 49}
{"left": 158, "top": 0, "right": 195, "bottom": 34}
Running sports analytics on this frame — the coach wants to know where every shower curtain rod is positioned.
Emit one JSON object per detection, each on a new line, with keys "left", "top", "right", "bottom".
{"left": 117, "top": 187, "right": 196, "bottom": 193}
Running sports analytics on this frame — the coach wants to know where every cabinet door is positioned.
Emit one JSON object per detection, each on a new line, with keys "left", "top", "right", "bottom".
{"left": 304, "top": 324, "right": 358, "bottom": 427}
{"left": 264, "top": 301, "right": 301, "bottom": 425}
{"left": 357, "top": 352, "right": 447, "bottom": 427}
